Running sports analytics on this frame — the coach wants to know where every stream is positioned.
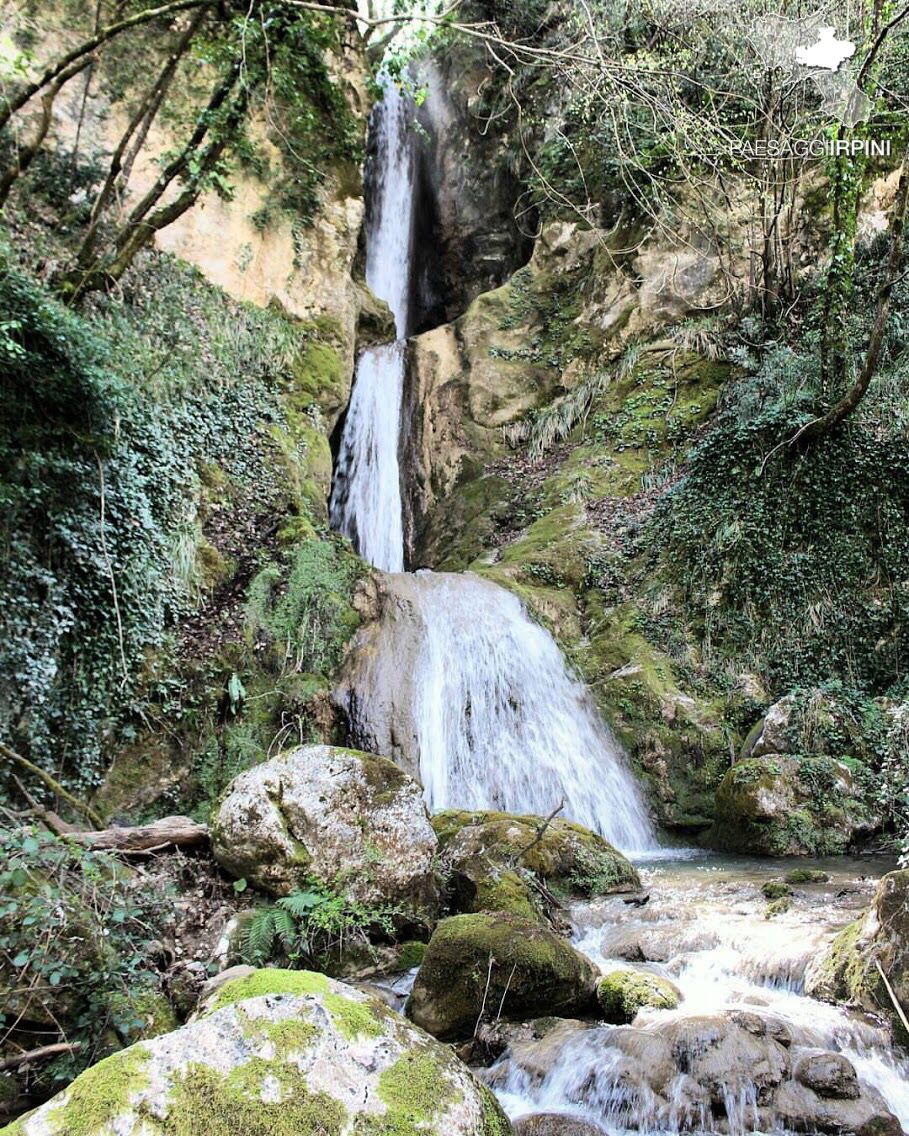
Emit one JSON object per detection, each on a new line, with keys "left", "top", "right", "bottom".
{"left": 488, "top": 851, "right": 909, "bottom": 1133}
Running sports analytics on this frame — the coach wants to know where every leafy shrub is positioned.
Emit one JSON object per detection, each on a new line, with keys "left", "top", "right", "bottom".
{"left": 0, "top": 827, "right": 175, "bottom": 1088}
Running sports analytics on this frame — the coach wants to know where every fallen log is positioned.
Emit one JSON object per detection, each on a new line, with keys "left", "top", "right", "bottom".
{"left": 0, "top": 1042, "right": 81, "bottom": 1072}
{"left": 65, "top": 815, "right": 209, "bottom": 853}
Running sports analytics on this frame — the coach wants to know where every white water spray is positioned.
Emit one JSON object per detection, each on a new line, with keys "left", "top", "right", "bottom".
{"left": 330, "top": 80, "right": 414, "bottom": 572}
{"left": 344, "top": 571, "right": 656, "bottom": 853}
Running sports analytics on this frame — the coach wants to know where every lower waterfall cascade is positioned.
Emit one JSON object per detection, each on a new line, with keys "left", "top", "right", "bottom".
{"left": 327, "top": 74, "right": 909, "bottom": 1136}
{"left": 342, "top": 571, "right": 657, "bottom": 853}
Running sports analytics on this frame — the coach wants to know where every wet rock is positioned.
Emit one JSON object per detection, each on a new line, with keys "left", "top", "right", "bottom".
{"left": 762, "top": 880, "right": 793, "bottom": 900}
{"left": 795, "top": 1052, "right": 860, "bottom": 1099}
{"left": 8, "top": 967, "right": 512, "bottom": 1136}
{"left": 596, "top": 969, "right": 681, "bottom": 1023}
{"left": 805, "top": 869, "right": 909, "bottom": 1045}
{"left": 407, "top": 914, "right": 598, "bottom": 1040}
{"left": 785, "top": 868, "right": 831, "bottom": 884}
{"left": 210, "top": 744, "right": 440, "bottom": 922}
{"left": 707, "top": 755, "right": 876, "bottom": 856}
{"left": 514, "top": 1114, "right": 604, "bottom": 1136}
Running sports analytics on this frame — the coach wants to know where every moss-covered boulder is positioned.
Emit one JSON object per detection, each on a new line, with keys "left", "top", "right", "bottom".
{"left": 596, "top": 968, "right": 681, "bottom": 1023}
{"left": 434, "top": 810, "right": 640, "bottom": 913}
{"left": 210, "top": 745, "right": 440, "bottom": 920}
{"left": 707, "top": 756, "right": 877, "bottom": 856}
{"left": 407, "top": 913, "right": 598, "bottom": 1040}
{"left": 805, "top": 870, "right": 909, "bottom": 1045}
{"left": 2, "top": 968, "right": 513, "bottom": 1136}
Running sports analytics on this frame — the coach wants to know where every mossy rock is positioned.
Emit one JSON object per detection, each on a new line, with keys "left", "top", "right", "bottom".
{"left": 707, "top": 756, "right": 877, "bottom": 856}
{"left": 596, "top": 968, "right": 680, "bottom": 1023}
{"left": 765, "top": 896, "right": 793, "bottom": 919}
{"left": 4, "top": 969, "right": 513, "bottom": 1136}
{"left": 210, "top": 745, "right": 440, "bottom": 923}
{"left": 407, "top": 913, "right": 598, "bottom": 1040}
{"left": 761, "top": 881, "right": 792, "bottom": 900}
{"left": 805, "top": 870, "right": 909, "bottom": 1045}
{"left": 785, "top": 869, "right": 831, "bottom": 884}
{"left": 433, "top": 810, "right": 640, "bottom": 924}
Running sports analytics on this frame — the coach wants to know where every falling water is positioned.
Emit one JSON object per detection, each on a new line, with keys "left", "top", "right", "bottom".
{"left": 342, "top": 571, "right": 657, "bottom": 853}
{"left": 330, "top": 79, "right": 414, "bottom": 572}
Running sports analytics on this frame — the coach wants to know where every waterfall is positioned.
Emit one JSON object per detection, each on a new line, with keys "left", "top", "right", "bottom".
{"left": 342, "top": 571, "right": 657, "bottom": 853}
{"left": 330, "top": 79, "right": 414, "bottom": 573}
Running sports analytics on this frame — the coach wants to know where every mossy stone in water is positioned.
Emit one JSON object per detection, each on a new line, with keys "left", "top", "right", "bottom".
{"left": 761, "top": 880, "right": 792, "bottom": 900}
{"left": 596, "top": 968, "right": 680, "bottom": 1023}
{"left": 785, "top": 869, "right": 831, "bottom": 884}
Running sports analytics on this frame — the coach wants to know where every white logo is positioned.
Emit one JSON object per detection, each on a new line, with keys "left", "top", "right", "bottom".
{"left": 794, "top": 26, "right": 856, "bottom": 71}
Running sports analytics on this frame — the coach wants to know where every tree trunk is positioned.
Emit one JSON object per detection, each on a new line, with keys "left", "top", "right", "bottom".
{"left": 64, "top": 815, "right": 209, "bottom": 852}
{"left": 801, "top": 138, "right": 909, "bottom": 441}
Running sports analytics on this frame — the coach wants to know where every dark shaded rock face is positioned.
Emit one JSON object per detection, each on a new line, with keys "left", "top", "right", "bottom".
{"left": 409, "top": 56, "right": 534, "bottom": 333}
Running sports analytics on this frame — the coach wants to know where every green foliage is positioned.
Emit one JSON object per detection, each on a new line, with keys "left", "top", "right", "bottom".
{"left": 0, "top": 248, "right": 307, "bottom": 799}
{"left": 652, "top": 351, "right": 909, "bottom": 695}
{"left": 246, "top": 538, "right": 362, "bottom": 677}
{"left": 241, "top": 882, "right": 399, "bottom": 969}
{"left": 0, "top": 826, "right": 174, "bottom": 1089}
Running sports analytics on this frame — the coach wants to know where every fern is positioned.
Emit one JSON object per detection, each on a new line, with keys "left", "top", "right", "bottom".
{"left": 272, "top": 907, "right": 298, "bottom": 953}
{"left": 244, "top": 908, "right": 277, "bottom": 963}
{"left": 277, "top": 890, "right": 322, "bottom": 918}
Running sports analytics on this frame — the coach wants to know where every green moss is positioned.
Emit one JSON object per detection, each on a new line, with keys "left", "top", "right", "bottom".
{"left": 479, "top": 1086, "right": 514, "bottom": 1136}
{"left": 409, "top": 913, "right": 596, "bottom": 1039}
{"left": 207, "top": 968, "right": 329, "bottom": 1013}
{"left": 165, "top": 1059, "right": 346, "bottom": 1136}
{"left": 784, "top": 869, "right": 830, "bottom": 884}
{"left": 765, "top": 897, "right": 793, "bottom": 919}
{"left": 761, "top": 881, "right": 792, "bottom": 900}
{"left": 432, "top": 810, "right": 639, "bottom": 905}
{"left": 322, "top": 992, "right": 383, "bottom": 1040}
{"left": 397, "top": 941, "right": 428, "bottom": 969}
{"left": 43, "top": 1045, "right": 152, "bottom": 1136}
{"left": 596, "top": 969, "right": 680, "bottom": 1023}
{"left": 354, "top": 1049, "right": 457, "bottom": 1134}
{"left": 292, "top": 339, "right": 344, "bottom": 414}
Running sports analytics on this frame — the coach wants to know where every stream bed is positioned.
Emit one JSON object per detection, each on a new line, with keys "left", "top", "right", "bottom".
{"left": 484, "top": 851, "right": 909, "bottom": 1134}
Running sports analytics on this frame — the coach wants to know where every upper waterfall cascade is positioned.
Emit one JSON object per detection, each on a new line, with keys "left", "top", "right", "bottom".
{"left": 330, "top": 79, "right": 414, "bottom": 573}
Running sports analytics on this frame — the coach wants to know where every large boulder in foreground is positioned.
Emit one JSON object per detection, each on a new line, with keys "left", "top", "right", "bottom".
{"left": 408, "top": 913, "right": 598, "bottom": 1039}
{"left": 210, "top": 745, "right": 440, "bottom": 916}
{"left": 805, "top": 869, "right": 909, "bottom": 1045}
{"left": 433, "top": 811, "right": 640, "bottom": 923}
{"left": 4, "top": 968, "right": 513, "bottom": 1136}
{"left": 707, "top": 755, "right": 876, "bottom": 855}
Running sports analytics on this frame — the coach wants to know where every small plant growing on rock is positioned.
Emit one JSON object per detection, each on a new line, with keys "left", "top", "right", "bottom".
{"left": 241, "top": 881, "right": 399, "bottom": 968}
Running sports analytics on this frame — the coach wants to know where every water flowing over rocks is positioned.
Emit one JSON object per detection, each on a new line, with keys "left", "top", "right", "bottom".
{"left": 7, "top": 968, "right": 513, "bottom": 1136}
{"left": 210, "top": 744, "right": 439, "bottom": 919}
{"left": 330, "top": 78, "right": 416, "bottom": 573}
{"left": 336, "top": 570, "right": 656, "bottom": 853}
